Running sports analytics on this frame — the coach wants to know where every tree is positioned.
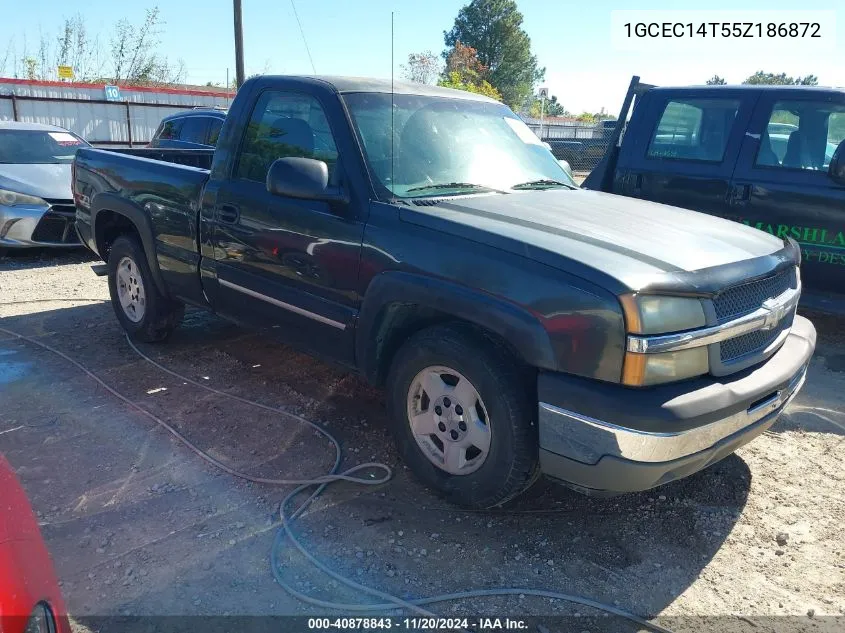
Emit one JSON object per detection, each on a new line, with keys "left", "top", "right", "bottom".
{"left": 526, "top": 93, "right": 567, "bottom": 118}
{"left": 743, "top": 71, "right": 818, "bottom": 86}
{"left": 3, "top": 7, "right": 183, "bottom": 86}
{"left": 437, "top": 42, "right": 502, "bottom": 101}
{"left": 110, "top": 7, "right": 185, "bottom": 86}
{"left": 439, "top": 71, "right": 502, "bottom": 100}
{"left": 706, "top": 75, "right": 727, "bottom": 85}
{"left": 401, "top": 51, "right": 440, "bottom": 85}
{"left": 443, "top": 0, "right": 544, "bottom": 109}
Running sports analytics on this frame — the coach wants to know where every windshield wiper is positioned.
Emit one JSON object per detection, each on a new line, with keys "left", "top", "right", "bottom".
{"left": 510, "top": 179, "right": 575, "bottom": 190}
{"left": 406, "top": 182, "right": 507, "bottom": 195}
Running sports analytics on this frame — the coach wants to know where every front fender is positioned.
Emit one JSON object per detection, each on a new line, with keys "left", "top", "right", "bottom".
{"left": 356, "top": 271, "right": 558, "bottom": 383}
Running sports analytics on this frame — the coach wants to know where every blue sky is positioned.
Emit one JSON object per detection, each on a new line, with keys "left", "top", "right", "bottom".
{"left": 1, "top": 1, "right": 842, "bottom": 113}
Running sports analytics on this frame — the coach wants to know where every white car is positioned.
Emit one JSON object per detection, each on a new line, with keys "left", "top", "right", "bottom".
{"left": 0, "top": 121, "right": 89, "bottom": 248}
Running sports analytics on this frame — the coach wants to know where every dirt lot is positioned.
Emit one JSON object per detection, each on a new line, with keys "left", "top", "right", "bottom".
{"left": 1, "top": 249, "right": 843, "bottom": 632}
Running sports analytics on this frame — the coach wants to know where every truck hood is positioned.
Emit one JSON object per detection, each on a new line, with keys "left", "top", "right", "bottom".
{"left": 400, "top": 189, "right": 785, "bottom": 291}
{"left": 0, "top": 163, "right": 73, "bottom": 201}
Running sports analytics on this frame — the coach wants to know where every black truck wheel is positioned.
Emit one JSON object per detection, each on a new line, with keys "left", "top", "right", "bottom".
{"left": 107, "top": 235, "right": 184, "bottom": 342}
{"left": 386, "top": 324, "right": 539, "bottom": 508}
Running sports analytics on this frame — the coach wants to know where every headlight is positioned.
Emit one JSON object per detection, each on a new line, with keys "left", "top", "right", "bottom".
{"left": 619, "top": 293, "right": 709, "bottom": 386}
{"left": 619, "top": 293, "right": 706, "bottom": 335}
{"left": 0, "top": 188, "right": 48, "bottom": 207}
{"left": 622, "top": 347, "right": 709, "bottom": 386}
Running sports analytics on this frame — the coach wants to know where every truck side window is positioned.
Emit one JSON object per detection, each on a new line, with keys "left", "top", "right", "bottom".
{"left": 207, "top": 118, "right": 223, "bottom": 146}
{"left": 756, "top": 100, "right": 845, "bottom": 171}
{"left": 235, "top": 91, "right": 339, "bottom": 183}
{"left": 647, "top": 98, "right": 740, "bottom": 162}
{"left": 157, "top": 119, "right": 182, "bottom": 140}
{"left": 179, "top": 116, "right": 210, "bottom": 144}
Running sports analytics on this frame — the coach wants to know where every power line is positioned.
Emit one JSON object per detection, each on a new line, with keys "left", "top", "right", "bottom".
{"left": 290, "top": 0, "right": 316, "bottom": 74}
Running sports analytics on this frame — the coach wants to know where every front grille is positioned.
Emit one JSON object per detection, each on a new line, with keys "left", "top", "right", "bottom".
{"left": 713, "top": 266, "right": 798, "bottom": 366}
{"left": 719, "top": 311, "right": 794, "bottom": 362}
{"left": 31, "top": 208, "right": 80, "bottom": 244}
{"left": 713, "top": 267, "right": 795, "bottom": 323}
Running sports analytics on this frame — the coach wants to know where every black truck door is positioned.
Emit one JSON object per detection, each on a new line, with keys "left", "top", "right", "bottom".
{"left": 209, "top": 88, "right": 364, "bottom": 365}
{"left": 730, "top": 92, "right": 845, "bottom": 297}
{"left": 616, "top": 89, "right": 756, "bottom": 218}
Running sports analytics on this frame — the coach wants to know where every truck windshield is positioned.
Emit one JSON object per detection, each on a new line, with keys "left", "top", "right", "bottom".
{"left": 343, "top": 92, "right": 576, "bottom": 199}
{"left": 0, "top": 129, "right": 88, "bottom": 164}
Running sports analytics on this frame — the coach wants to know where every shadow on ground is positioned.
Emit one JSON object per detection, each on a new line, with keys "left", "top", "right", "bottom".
{"left": 0, "top": 247, "right": 97, "bottom": 271}
{"left": 5, "top": 299, "right": 837, "bottom": 628}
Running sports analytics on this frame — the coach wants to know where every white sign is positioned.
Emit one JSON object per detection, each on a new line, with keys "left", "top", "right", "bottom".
{"left": 104, "top": 85, "right": 122, "bottom": 102}
{"left": 538, "top": 87, "right": 549, "bottom": 99}
{"left": 611, "top": 10, "right": 836, "bottom": 52}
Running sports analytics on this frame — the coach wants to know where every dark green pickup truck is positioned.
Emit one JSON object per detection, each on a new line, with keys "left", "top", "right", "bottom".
{"left": 73, "top": 75, "right": 815, "bottom": 507}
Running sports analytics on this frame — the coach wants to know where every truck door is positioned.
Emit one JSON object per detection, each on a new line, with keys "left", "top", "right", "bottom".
{"left": 730, "top": 92, "right": 845, "bottom": 297}
{"left": 616, "top": 90, "right": 756, "bottom": 218}
{"left": 208, "top": 89, "right": 364, "bottom": 365}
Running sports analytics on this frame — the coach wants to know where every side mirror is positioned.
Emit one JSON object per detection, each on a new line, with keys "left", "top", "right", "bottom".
{"left": 829, "top": 139, "right": 845, "bottom": 186}
{"left": 266, "top": 157, "right": 347, "bottom": 203}
{"left": 558, "top": 159, "right": 573, "bottom": 178}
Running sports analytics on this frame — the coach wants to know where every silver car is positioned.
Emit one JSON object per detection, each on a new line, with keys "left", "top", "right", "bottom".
{"left": 0, "top": 121, "right": 89, "bottom": 248}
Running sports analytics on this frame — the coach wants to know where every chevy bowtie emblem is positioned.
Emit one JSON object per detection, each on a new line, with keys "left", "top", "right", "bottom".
{"left": 761, "top": 298, "right": 788, "bottom": 330}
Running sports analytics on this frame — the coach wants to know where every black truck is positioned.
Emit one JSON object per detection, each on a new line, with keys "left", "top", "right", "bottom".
{"left": 73, "top": 75, "right": 815, "bottom": 508}
{"left": 584, "top": 76, "right": 845, "bottom": 305}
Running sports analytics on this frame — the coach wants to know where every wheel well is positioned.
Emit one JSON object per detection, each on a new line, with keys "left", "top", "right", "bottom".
{"left": 95, "top": 210, "right": 139, "bottom": 262}
{"left": 371, "top": 303, "right": 526, "bottom": 386}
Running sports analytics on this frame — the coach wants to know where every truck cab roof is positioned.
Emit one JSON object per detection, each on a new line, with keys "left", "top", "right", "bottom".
{"left": 247, "top": 75, "right": 500, "bottom": 102}
{"left": 649, "top": 84, "right": 845, "bottom": 96}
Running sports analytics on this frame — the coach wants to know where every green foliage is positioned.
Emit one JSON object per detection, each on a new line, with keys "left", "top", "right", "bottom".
{"left": 444, "top": 0, "right": 543, "bottom": 109}
{"left": 527, "top": 94, "right": 567, "bottom": 118}
{"left": 438, "top": 71, "right": 502, "bottom": 101}
{"left": 706, "top": 75, "right": 727, "bottom": 85}
{"left": 4, "top": 6, "right": 184, "bottom": 85}
{"left": 743, "top": 71, "right": 818, "bottom": 86}
{"left": 21, "top": 56, "right": 38, "bottom": 80}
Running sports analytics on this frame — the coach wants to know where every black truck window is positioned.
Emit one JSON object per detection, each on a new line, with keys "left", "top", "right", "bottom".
{"left": 756, "top": 100, "right": 845, "bottom": 171}
{"left": 207, "top": 118, "right": 223, "bottom": 146}
{"left": 179, "top": 116, "right": 210, "bottom": 144}
{"left": 647, "top": 98, "right": 740, "bottom": 163}
{"left": 235, "top": 90, "right": 339, "bottom": 183}
{"left": 157, "top": 118, "right": 183, "bottom": 140}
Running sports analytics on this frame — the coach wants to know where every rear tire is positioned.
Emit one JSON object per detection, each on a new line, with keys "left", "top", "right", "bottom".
{"left": 386, "top": 323, "right": 539, "bottom": 509}
{"left": 107, "top": 235, "right": 183, "bottom": 342}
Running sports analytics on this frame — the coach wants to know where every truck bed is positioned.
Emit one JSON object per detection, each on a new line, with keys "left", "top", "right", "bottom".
{"left": 73, "top": 146, "right": 212, "bottom": 307}
{"left": 99, "top": 147, "right": 215, "bottom": 170}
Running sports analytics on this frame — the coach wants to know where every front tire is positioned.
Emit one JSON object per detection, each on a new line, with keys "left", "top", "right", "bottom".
{"left": 386, "top": 324, "right": 539, "bottom": 508}
{"left": 107, "top": 235, "right": 183, "bottom": 342}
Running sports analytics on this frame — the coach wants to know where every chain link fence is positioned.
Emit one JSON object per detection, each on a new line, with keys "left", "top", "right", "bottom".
{"left": 524, "top": 118, "right": 617, "bottom": 174}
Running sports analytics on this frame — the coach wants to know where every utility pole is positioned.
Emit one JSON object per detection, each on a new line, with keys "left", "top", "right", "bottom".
{"left": 233, "top": 0, "right": 245, "bottom": 88}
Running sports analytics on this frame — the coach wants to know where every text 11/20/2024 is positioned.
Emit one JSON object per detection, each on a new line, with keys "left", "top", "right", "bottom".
{"left": 307, "top": 617, "right": 528, "bottom": 630}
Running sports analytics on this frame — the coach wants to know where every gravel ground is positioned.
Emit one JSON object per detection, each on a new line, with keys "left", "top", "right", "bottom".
{"left": 1, "top": 248, "right": 843, "bottom": 633}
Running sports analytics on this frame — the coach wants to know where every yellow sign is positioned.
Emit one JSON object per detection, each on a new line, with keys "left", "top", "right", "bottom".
{"left": 57, "top": 65, "right": 74, "bottom": 79}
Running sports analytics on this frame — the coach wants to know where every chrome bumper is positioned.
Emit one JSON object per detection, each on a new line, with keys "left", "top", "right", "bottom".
{"left": 538, "top": 365, "right": 806, "bottom": 464}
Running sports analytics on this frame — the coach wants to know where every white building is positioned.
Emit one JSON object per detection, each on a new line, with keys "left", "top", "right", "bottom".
{"left": 0, "top": 78, "right": 232, "bottom": 146}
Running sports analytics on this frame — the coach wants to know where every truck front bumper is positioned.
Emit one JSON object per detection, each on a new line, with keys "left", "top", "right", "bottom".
{"left": 538, "top": 315, "right": 816, "bottom": 493}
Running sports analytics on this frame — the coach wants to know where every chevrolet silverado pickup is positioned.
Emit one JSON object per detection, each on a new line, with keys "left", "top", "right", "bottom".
{"left": 73, "top": 76, "right": 816, "bottom": 508}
